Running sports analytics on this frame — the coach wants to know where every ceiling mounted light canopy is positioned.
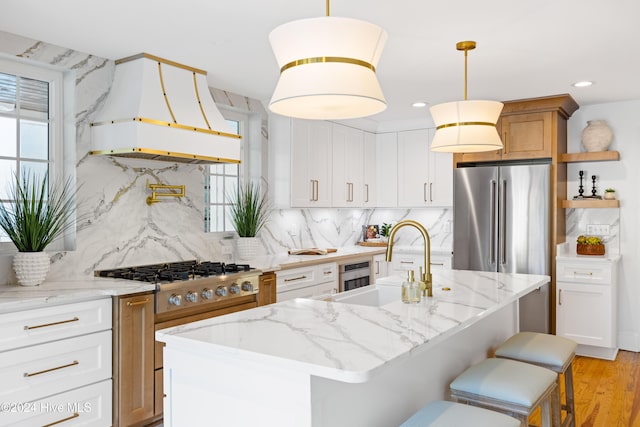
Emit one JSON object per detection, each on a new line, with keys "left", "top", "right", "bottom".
{"left": 430, "top": 41, "right": 504, "bottom": 153}
{"left": 268, "top": 0, "right": 388, "bottom": 120}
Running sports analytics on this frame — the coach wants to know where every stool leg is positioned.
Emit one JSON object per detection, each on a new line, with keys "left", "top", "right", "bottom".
{"left": 564, "top": 363, "right": 576, "bottom": 427}
{"left": 552, "top": 382, "right": 562, "bottom": 427}
{"left": 541, "top": 393, "right": 552, "bottom": 427}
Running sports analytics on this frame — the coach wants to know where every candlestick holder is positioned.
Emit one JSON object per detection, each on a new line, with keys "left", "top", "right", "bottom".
{"left": 573, "top": 170, "right": 585, "bottom": 199}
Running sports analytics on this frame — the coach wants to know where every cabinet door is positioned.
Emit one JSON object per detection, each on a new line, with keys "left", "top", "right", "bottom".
{"left": 556, "top": 282, "right": 613, "bottom": 348}
{"left": 428, "top": 127, "right": 453, "bottom": 206}
{"left": 258, "top": 272, "right": 277, "bottom": 306}
{"left": 114, "top": 293, "right": 155, "bottom": 426}
{"left": 375, "top": 133, "right": 398, "bottom": 207}
{"left": 501, "top": 112, "right": 552, "bottom": 160}
{"left": 363, "top": 132, "right": 376, "bottom": 207}
{"left": 332, "top": 124, "right": 364, "bottom": 207}
{"left": 397, "top": 129, "right": 430, "bottom": 207}
{"left": 372, "top": 253, "right": 389, "bottom": 283}
{"left": 291, "top": 119, "right": 332, "bottom": 207}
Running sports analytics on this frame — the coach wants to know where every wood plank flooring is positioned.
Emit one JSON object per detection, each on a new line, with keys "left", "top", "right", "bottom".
{"left": 530, "top": 350, "right": 640, "bottom": 427}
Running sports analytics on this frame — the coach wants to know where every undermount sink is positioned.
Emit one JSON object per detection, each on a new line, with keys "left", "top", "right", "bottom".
{"left": 330, "top": 284, "right": 401, "bottom": 307}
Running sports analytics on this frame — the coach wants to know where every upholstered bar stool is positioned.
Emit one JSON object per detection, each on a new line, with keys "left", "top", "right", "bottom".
{"left": 495, "top": 332, "right": 577, "bottom": 427}
{"left": 400, "top": 400, "right": 520, "bottom": 427}
{"left": 449, "top": 358, "right": 560, "bottom": 427}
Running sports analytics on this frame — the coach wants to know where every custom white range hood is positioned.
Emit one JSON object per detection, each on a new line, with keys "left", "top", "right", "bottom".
{"left": 90, "top": 53, "right": 241, "bottom": 164}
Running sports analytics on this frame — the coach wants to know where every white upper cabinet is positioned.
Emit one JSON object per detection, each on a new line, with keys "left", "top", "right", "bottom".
{"left": 332, "top": 124, "right": 365, "bottom": 207}
{"left": 290, "top": 119, "right": 333, "bottom": 207}
{"left": 375, "top": 132, "right": 398, "bottom": 207}
{"left": 363, "top": 132, "right": 376, "bottom": 207}
{"left": 397, "top": 129, "right": 453, "bottom": 207}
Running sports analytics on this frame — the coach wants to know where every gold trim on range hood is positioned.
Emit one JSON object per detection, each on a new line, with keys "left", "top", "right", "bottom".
{"left": 90, "top": 53, "right": 242, "bottom": 165}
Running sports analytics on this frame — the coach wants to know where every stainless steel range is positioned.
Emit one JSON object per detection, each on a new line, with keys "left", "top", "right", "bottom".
{"left": 96, "top": 260, "right": 261, "bottom": 317}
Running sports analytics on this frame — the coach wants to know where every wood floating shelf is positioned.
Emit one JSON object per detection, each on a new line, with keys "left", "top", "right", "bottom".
{"left": 562, "top": 199, "right": 620, "bottom": 208}
{"left": 560, "top": 150, "right": 620, "bottom": 163}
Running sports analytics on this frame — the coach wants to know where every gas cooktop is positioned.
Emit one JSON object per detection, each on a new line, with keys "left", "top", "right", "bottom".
{"left": 95, "top": 260, "right": 253, "bottom": 284}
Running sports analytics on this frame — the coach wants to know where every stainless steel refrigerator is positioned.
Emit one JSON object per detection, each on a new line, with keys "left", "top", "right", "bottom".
{"left": 453, "top": 163, "right": 550, "bottom": 333}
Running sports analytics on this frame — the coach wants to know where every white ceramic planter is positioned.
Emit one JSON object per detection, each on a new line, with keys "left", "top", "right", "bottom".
{"left": 13, "top": 252, "right": 50, "bottom": 286}
{"left": 236, "top": 237, "right": 260, "bottom": 260}
{"left": 581, "top": 120, "right": 613, "bottom": 152}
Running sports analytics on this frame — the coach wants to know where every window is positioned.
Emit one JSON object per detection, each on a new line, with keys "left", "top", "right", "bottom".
{"left": 0, "top": 58, "right": 64, "bottom": 248}
{"left": 205, "top": 117, "right": 241, "bottom": 233}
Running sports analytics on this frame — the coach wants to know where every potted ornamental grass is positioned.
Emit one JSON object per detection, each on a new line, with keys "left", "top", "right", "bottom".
{"left": 228, "top": 182, "right": 269, "bottom": 260}
{"left": 576, "top": 235, "right": 605, "bottom": 256}
{"left": 0, "top": 171, "right": 77, "bottom": 286}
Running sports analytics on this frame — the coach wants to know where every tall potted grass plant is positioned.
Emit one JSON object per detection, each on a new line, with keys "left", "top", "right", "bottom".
{"left": 228, "top": 182, "right": 269, "bottom": 260}
{"left": 0, "top": 171, "right": 77, "bottom": 286}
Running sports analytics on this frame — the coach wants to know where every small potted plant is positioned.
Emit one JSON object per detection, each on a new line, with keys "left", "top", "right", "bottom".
{"left": 0, "top": 171, "right": 77, "bottom": 286}
{"left": 228, "top": 182, "right": 269, "bottom": 259}
{"left": 576, "top": 235, "right": 605, "bottom": 256}
{"left": 379, "top": 223, "right": 392, "bottom": 242}
{"left": 604, "top": 188, "right": 616, "bottom": 200}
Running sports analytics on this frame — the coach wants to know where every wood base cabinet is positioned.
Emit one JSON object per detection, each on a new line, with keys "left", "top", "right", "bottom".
{"left": 113, "top": 292, "right": 156, "bottom": 426}
{"left": 258, "top": 272, "right": 277, "bottom": 306}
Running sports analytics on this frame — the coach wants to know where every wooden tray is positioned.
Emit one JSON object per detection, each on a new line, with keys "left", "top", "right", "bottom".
{"left": 288, "top": 248, "right": 337, "bottom": 255}
{"left": 358, "top": 241, "right": 388, "bottom": 247}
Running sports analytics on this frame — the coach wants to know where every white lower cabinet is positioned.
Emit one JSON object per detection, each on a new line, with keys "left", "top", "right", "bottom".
{"left": 386, "top": 251, "right": 452, "bottom": 279}
{"left": 371, "top": 253, "right": 389, "bottom": 284}
{"left": 556, "top": 256, "right": 619, "bottom": 360}
{"left": 0, "top": 298, "right": 112, "bottom": 426}
{"left": 276, "top": 263, "right": 338, "bottom": 302}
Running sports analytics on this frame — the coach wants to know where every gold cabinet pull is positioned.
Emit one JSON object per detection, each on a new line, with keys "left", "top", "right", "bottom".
{"left": 42, "top": 412, "right": 80, "bottom": 427}
{"left": 284, "top": 275, "right": 307, "bottom": 282}
{"left": 24, "top": 360, "right": 79, "bottom": 377}
{"left": 127, "top": 298, "right": 150, "bottom": 307}
{"left": 25, "top": 317, "right": 79, "bottom": 330}
{"left": 559, "top": 289, "right": 562, "bottom": 306}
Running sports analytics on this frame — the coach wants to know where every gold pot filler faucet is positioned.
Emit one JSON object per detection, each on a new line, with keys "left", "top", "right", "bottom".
{"left": 385, "top": 220, "right": 433, "bottom": 297}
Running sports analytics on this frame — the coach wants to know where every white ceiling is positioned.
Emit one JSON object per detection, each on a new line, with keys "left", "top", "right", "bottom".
{"left": 2, "top": 0, "right": 639, "bottom": 127}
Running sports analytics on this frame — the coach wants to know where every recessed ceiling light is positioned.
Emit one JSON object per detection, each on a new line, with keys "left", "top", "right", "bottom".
{"left": 412, "top": 101, "right": 428, "bottom": 108}
{"left": 572, "top": 81, "right": 593, "bottom": 88}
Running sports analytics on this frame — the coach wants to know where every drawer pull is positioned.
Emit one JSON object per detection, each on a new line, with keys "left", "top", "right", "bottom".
{"left": 323, "top": 271, "right": 332, "bottom": 275}
{"left": 558, "top": 289, "right": 562, "bottom": 306}
{"left": 43, "top": 412, "right": 79, "bottom": 427}
{"left": 284, "top": 275, "right": 307, "bottom": 282}
{"left": 400, "top": 261, "right": 414, "bottom": 264}
{"left": 24, "top": 360, "right": 79, "bottom": 377}
{"left": 24, "top": 316, "right": 79, "bottom": 330}
{"left": 127, "top": 298, "right": 150, "bottom": 307}
{"left": 431, "top": 263, "right": 444, "bottom": 266}
{"left": 573, "top": 271, "right": 593, "bottom": 276}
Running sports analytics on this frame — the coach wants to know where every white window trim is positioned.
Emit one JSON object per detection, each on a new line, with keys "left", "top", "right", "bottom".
{"left": 0, "top": 56, "right": 75, "bottom": 254}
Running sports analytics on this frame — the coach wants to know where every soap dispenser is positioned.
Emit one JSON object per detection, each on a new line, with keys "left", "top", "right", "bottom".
{"left": 402, "top": 270, "right": 421, "bottom": 304}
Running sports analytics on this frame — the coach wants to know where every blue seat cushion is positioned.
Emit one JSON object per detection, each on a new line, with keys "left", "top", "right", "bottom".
{"left": 450, "top": 358, "right": 557, "bottom": 407}
{"left": 400, "top": 400, "right": 520, "bottom": 427}
{"left": 495, "top": 332, "right": 577, "bottom": 369}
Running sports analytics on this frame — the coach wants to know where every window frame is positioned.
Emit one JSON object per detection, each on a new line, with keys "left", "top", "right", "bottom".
{"left": 0, "top": 57, "right": 67, "bottom": 253}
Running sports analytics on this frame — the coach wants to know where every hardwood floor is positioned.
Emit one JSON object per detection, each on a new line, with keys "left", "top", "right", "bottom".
{"left": 572, "top": 350, "right": 640, "bottom": 427}
{"left": 530, "top": 350, "right": 640, "bottom": 426}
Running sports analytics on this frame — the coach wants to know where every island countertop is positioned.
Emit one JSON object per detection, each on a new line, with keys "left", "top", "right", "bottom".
{"left": 156, "top": 269, "right": 549, "bottom": 383}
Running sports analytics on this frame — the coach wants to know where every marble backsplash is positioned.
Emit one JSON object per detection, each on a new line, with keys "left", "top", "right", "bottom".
{"left": 0, "top": 31, "right": 451, "bottom": 285}
{"left": 565, "top": 208, "right": 620, "bottom": 255}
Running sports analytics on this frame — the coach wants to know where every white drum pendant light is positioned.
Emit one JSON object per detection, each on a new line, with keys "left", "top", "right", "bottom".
{"left": 269, "top": 0, "right": 388, "bottom": 120}
{"left": 430, "top": 41, "right": 504, "bottom": 153}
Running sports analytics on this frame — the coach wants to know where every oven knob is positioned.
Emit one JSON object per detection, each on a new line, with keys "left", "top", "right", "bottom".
{"left": 168, "top": 294, "right": 182, "bottom": 306}
{"left": 215, "top": 286, "right": 227, "bottom": 297}
{"left": 241, "top": 281, "right": 254, "bottom": 292}
{"left": 185, "top": 291, "right": 198, "bottom": 303}
{"left": 229, "top": 283, "right": 240, "bottom": 294}
{"left": 201, "top": 288, "right": 213, "bottom": 300}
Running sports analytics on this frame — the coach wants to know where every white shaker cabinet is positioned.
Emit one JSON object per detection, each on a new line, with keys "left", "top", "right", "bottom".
{"left": 375, "top": 132, "right": 398, "bottom": 207}
{"left": 276, "top": 262, "right": 338, "bottom": 302}
{"left": 371, "top": 253, "right": 389, "bottom": 284}
{"left": 332, "top": 124, "right": 365, "bottom": 207}
{"left": 556, "top": 255, "right": 619, "bottom": 360}
{"left": 397, "top": 129, "right": 453, "bottom": 207}
{"left": 363, "top": 131, "right": 376, "bottom": 207}
{"left": 0, "top": 298, "right": 113, "bottom": 426}
{"left": 290, "top": 119, "right": 333, "bottom": 207}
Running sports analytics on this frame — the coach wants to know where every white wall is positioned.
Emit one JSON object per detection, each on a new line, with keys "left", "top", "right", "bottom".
{"left": 567, "top": 100, "right": 640, "bottom": 351}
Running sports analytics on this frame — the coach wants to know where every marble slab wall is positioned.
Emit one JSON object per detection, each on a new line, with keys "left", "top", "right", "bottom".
{"left": 565, "top": 208, "right": 620, "bottom": 255}
{"left": 0, "top": 31, "right": 451, "bottom": 285}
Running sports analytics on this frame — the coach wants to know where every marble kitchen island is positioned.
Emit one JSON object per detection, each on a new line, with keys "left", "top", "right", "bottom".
{"left": 156, "top": 269, "right": 549, "bottom": 427}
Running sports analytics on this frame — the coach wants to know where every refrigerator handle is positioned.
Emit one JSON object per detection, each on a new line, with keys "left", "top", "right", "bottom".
{"left": 500, "top": 179, "right": 507, "bottom": 265}
{"left": 490, "top": 179, "right": 496, "bottom": 264}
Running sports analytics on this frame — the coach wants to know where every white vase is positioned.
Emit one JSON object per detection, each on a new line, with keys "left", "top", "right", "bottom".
{"left": 581, "top": 120, "right": 613, "bottom": 152}
{"left": 236, "top": 237, "right": 260, "bottom": 260}
{"left": 13, "top": 252, "right": 50, "bottom": 286}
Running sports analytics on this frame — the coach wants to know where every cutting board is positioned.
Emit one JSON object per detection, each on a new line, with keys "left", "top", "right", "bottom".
{"left": 288, "top": 248, "right": 337, "bottom": 255}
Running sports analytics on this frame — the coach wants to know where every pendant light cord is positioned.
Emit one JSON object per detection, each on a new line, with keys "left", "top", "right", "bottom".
{"left": 456, "top": 41, "right": 476, "bottom": 101}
